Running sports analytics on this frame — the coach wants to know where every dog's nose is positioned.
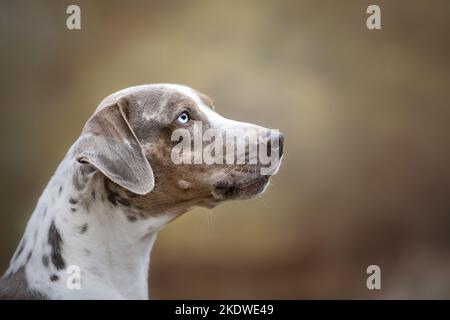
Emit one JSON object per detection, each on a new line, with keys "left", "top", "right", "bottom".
{"left": 267, "top": 130, "right": 284, "bottom": 158}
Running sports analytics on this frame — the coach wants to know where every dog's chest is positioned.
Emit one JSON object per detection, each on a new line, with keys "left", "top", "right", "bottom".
{"left": 2, "top": 156, "right": 159, "bottom": 299}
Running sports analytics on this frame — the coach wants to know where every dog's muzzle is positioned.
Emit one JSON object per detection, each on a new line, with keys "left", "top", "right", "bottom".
{"left": 212, "top": 130, "right": 284, "bottom": 200}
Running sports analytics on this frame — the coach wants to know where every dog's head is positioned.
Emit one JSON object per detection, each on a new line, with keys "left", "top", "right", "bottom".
{"left": 75, "top": 84, "right": 283, "bottom": 214}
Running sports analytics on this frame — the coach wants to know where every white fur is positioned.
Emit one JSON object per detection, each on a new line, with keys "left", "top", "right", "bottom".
{"left": 3, "top": 84, "right": 281, "bottom": 299}
{"left": 4, "top": 149, "right": 167, "bottom": 299}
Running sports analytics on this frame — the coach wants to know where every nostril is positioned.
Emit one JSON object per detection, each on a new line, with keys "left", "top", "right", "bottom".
{"left": 278, "top": 133, "right": 284, "bottom": 158}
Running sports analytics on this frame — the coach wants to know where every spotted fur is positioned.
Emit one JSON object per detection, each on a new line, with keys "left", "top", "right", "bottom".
{"left": 0, "top": 84, "right": 283, "bottom": 299}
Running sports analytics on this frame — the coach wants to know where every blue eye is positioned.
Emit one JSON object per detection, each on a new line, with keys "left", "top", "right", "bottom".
{"left": 177, "top": 112, "right": 189, "bottom": 124}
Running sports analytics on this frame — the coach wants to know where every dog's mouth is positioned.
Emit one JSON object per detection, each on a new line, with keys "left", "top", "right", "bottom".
{"left": 212, "top": 174, "right": 270, "bottom": 200}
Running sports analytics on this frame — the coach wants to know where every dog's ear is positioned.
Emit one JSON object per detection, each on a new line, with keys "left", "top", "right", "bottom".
{"left": 75, "top": 97, "right": 154, "bottom": 195}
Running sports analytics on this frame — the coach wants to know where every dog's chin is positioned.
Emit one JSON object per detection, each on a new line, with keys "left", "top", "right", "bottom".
{"left": 211, "top": 175, "right": 270, "bottom": 201}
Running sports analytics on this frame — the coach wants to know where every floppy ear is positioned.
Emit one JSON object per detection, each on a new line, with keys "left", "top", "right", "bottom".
{"left": 76, "top": 97, "right": 154, "bottom": 195}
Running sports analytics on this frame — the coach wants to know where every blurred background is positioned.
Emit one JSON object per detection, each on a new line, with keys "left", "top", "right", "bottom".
{"left": 1, "top": 0, "right": 450, "bottom": 299}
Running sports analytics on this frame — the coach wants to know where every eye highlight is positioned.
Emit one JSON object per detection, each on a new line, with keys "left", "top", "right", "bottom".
{"left": 176, "top": 112, "right": 190, "bottom": 124}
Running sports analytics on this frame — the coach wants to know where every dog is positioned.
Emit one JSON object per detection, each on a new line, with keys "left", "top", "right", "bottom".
{"left": 0, "top": 84, "right": 283, "bottom": 299}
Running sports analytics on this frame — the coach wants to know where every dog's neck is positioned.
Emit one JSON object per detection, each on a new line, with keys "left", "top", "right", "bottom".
{"left": 4, "top": 152, "right": 178, "bottom": 299}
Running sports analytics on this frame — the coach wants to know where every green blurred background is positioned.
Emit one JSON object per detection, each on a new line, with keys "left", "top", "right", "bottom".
{"left": 1, "top": 0, "right": 450, "bottom": 298}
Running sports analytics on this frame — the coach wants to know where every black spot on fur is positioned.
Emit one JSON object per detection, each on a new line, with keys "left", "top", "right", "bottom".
{"left": 69, "top": 197, "right": 78, "bottom": 205}
{"left": 58, "top": 186, "right": 63, "bottom": 195}
{"left": 42, "top": 207, "right": 47, "bottom": 218}
{"left": 79, "top": 223, "right": 88, "bottom": 234}
{"left": 91, "top": 190, "right": 96, "bottom": 200}
{"left": 17, "top": 243, "right": 25, "bottom": 256}
{"left": 42, "top": 255, "right": 49, "bottom": 268}
{"left": 48, "top": 221, "right": 66, "bottom": 270}
{"left": 13, "top": 240, "right": 26, "bottom": 261}
{"left": 127, "top": 215, "right": 137, "bottom": 223}
{"left": 117, "top": 198, "right": 131, "bottom": 207}
{"left": 104, "top": 179, "right": 132, "bottom": 207}
{"left": 26, "top": 252, "right": 32, "bottom": 263}
{"left": 104, "top": 180, "right": 119, "bottom": 206}
{"left": 71, "top": 207, "right": 77, "bottom": 212}
{"left": 49, "top": 274, "right": 59, "bottom": 282}
{"left": 84, "top": 248, "right": 91, "bottom": 256}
